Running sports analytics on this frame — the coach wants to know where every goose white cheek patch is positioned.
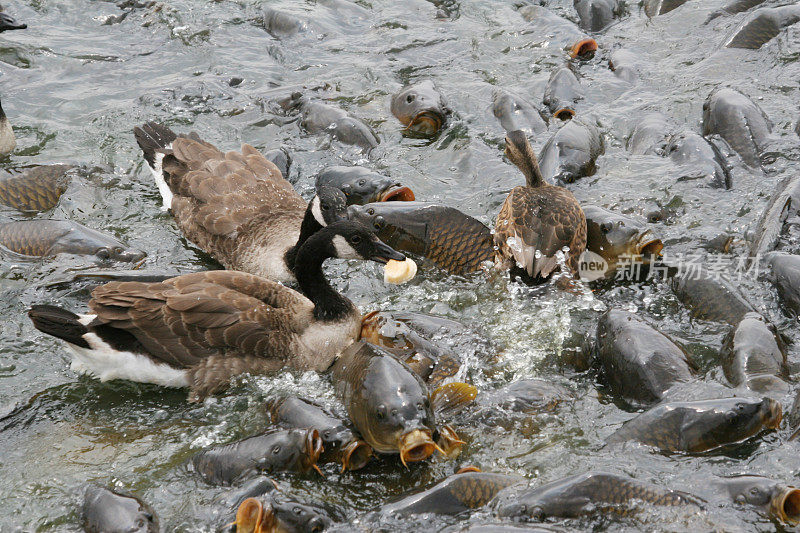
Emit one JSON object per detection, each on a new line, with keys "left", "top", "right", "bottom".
{"left": 384, "top": 258, "right": 417, "bottom": 284}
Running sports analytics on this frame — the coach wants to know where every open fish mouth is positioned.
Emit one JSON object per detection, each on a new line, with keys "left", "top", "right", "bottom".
{"left": 765, "top": 399, "right": 782, "bottom": 429}
{"left": 772, "top": 486, "right": 800, "bottom": 525}
{"left": 570, "top": 38, "right": 598, "bottom": 59}
{"left": 303, "top": 429, "right": 325, "bottom": 476}
{"left": 229, "top": 497, "right": 276, "bottom": 533}
{"left": 340, "top": 439, "right": 373, "bottom": 471}
{"left": 378, "top": 185, "right": 415, "bottom": 202}
{"left": 398, "top": 429, "right": 439, "bottom": 467}
{"left": 637, "top": 232, "right": 664, "bottom": 258}
{"left": 405, "top": 110, "right": 445, "bottom": 136}
{"left": 553, "top": 108, "right": 575, "bottom": 121}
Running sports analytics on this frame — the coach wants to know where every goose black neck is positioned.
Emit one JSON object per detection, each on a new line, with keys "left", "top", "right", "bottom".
{"left": 294, "top": 228, "right": 353, "bottom": 321}
{"left": 284, "top": 203, "right": 323, "bottom": 272}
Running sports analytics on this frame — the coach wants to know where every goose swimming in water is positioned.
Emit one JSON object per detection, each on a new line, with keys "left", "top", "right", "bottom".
{"left": 133, "top": 122, "right": 348, "bottom": 284}
{"left": 28, "top": 221, "right": 406, "bottom": 402}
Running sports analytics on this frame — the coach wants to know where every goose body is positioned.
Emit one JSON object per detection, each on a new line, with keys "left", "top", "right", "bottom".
{"left": 0, "top": 99, "right": 15, "bottom": 156}
{"left": 133, "top": 123, "right": 344, "bottom": 284}
{"left": 29, "top": 221, "right": 405, "bottom": 401}
{"left": 494, "top": 130, "right": 587, "bottom": 282}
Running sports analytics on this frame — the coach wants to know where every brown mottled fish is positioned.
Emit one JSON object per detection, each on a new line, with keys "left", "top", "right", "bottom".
{"left": 0, "top": 164, "right": 73, "bottom": 212}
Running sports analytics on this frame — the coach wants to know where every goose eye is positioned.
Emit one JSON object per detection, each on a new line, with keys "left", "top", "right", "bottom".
{"left": 406, "top": 94, "right": 415, "bottom": 103}
{"left": 272, "top": 445, "right": 282, "bottom": 454}
{"left": 96, "top": 248, "right": 110, "bottom": 259}
{"left": 350, "top": 235, "right": 362, "bottom": 245}
{"left": 321, "top": 203, "right": 330, "bottom": 211}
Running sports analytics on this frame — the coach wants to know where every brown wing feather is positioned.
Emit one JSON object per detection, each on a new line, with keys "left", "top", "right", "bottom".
{"left": 88, "top": 271, "right": 313, "bottom": 370}
{"left": 160, "top": 136, "right": 306, "bottom": 269}
{"left": 494, "top": 185, "right": 587, "bottom": 278}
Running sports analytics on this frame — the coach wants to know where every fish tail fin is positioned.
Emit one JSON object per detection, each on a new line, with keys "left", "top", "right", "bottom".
{"left": 432, "top": 382, "right": 477, "bottom": 414}
{"left": 133, "top": 122, "right": 177, "bottom": 169}
{"left": 28, "top": 305, "right": 90, "bottom": 348}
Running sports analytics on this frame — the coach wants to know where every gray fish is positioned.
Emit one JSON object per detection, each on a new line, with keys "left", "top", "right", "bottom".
{"left": 227, "top": 491, "right": 336, "bottom": 533}
{"left": 595, "top": 309, "right": 694, "bottom": 406}
{"left": 711, "top": 475, "right": 800, "bottom": 526}
{"left": 495, "top": 472, "right": 701, "bottom": 519}
{"left": 287, "top": 92, "right": 379, "bottom": 152}
{"left": 518, "top": 5, "right": 598, "bottom": 58}
{"left": 346, "top": 201, "right": 494, "bottom": 275}
{"left": 332, "top": 341, "right": 442, "bottom": 465}
{"left": 0, "top": 220, "right": 146, "bottom": 262}
{"left": 671, "top": 266, "right": 758, "bottom": 325}
{"left": 373, "top": 471, "right": 523, "bottom": 518}
{"left": 261, "top": 8, "right": 303, "bottom": 37}
{"left": 642, "top": 0, "right": 691, "bottom": 17}
{"left": 606, "top": 397, "right": 782, "bottom": 452}
{"left": 574, "top": 0, "right": 622, "bottom": 32}
{"left": 665, "top": 130, "right": 731, "bottom": 188}
{"left": 391, "top": 80, "right": 450, "bottom": 136}
{"left": 702, "top": 87, "right": 772, "bottom": 168}
{"left": 542, "top": 66, "right": 583, "bottom": 121}
{"left": 263, "top": 147, "right": 291, "bottom": 180}
{"left": 316, "top": 166, "right": 414, "bottom": 205}
{"left": 583, "top": 205, "right": 663, "bottom": 277}
{"left": 724, "top": 5, "right": 800, "bottom": 49}
{"left": 267, "top": 395, "right": 373, "bottom": 471}
{"left": 190, "top": 428, "right": 323, "bottom": 485}
{"left": 627, "top": 112, "right": 671, "bottom": 155}
{"left": 0, "top": 164, "right": 73, "bottom": 213}
{"left": 360, "top": 310, "right": 464, "bottom": 386}
{"left": 491, "top": 88, "right": 548, "bottom": 135}
{"left": 765, "top": 252, "right": 800, "bottom": 316}
{"left": 707, "top": 0, "right": 768, "bottom": 22}
{"left": 477, "top": 379, "right": 571, "bottom": 414}
{"left": 608, "top": 48, "right": 642, "bottom": 84}
{"left": 82, "top": 484, "right": 159, "bottom": 533}
{"left": 720, "top": 312, "right": 789, "bottom": 393}
{"left": 750, "top": 172, "right": 800, "bottom": 257}
{"left": 538, "top": 117, "right": 604, "bottom": 184}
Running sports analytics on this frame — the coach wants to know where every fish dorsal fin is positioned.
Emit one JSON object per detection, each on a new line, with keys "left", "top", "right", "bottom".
{"left": 432, "top": 382, "right": 477, "bottom": 414}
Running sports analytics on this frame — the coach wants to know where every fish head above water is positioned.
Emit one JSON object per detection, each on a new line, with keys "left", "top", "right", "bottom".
{"left": 391, "top": 80, "right": 450, "bottom": 136}
{"left": 689, "top": 398, "right": 782, "bottom": 450}
{"left": 583, "top": 205, "right": 663, "bottom": 268}
{"left": 316, "top": 166, "right": 414, "bottom": 205}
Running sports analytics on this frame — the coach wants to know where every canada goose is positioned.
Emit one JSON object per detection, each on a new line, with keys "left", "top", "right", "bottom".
{"left": 133, "top": 122, "right": 347, "bottom": 284}
{"left": 494, "top": 130, "right": 587, "bottom": 283}
{"left": 28, "top": 220, "right": 406, "bottom": 402}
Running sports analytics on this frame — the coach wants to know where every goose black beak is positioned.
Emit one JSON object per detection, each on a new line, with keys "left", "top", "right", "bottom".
{"left": 0, "top": 12, "right": 26, "bottom": 32}
{"left": 371, "top": 241, "right": 405, "bottom": 264}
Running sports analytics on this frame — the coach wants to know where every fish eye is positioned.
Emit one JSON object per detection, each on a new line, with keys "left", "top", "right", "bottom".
{"left": 350, "top": 235, "right": 362, "bottom": 245}
{"left": 311, "top": 526, "right": 323, "bottom": 533}
{"left": 406, "top": 94, "right": 415, "bottom": 103}
{"left": 391, "top": 408, "right": 398, "bottom": 416}
{"left": 367, "top": 208, "right": 375, "bottom": 215}
{"left": 376, "top": 410, "right": 384, "bottom": 420}
{"left": 293, "top": 506, "right": 303, "bottom": 515}
{"left": 323, "top": 430, "right": 331, "bottom": 440}
{"left": 96, "top": 248, "right": 111, "bottom": 259}
{"left": 358, "top": 179, "right": 366, "bottom": 186}
{"left": 113, "top": 246, "right": 124, "bottom": 254}
{"left": 272, "top": 445, "right": 282, "bottom": 454}
{"left": 601, "top": 223, "right": 612, "bottom": 234}
{"left": 416, "top": 401, "right": 423, "bottom": 410}
{"left": 135, "top": 518, "right": 146, "bottom": 528}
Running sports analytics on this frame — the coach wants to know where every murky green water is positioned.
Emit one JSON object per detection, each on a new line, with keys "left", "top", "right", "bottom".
{"left": 1, "top": 0, "right": 799, "bottom": 530}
